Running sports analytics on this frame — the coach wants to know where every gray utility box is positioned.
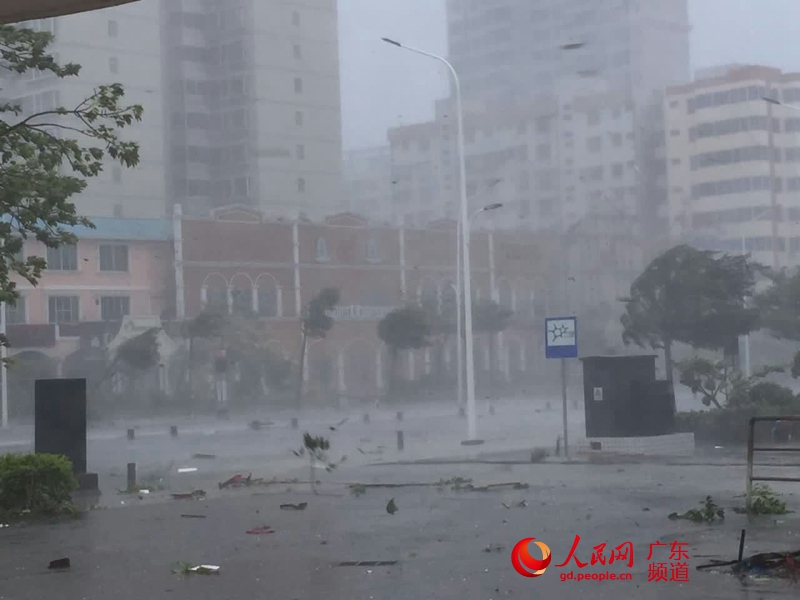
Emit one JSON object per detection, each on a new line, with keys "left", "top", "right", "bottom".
{"left": 581, "top": 355, "right": 675, "bottom": 438}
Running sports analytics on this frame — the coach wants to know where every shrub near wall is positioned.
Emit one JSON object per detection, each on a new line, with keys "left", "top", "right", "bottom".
{"left": 0, "top": 453, "right": 78, "bottom": 515}
{"left": 675, "top": 382, "right": 800, "bottom": 445}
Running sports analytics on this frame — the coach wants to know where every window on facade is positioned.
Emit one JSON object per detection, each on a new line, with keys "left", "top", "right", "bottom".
{"left": 293, "top": 44, "right": 302, "bottom": 59}
{"left": 100, "top": 296, "right": 130, "bottom": 321}
{"left": 99, "top": 244, "right": 129, "bottom": 272}
{"left": 297, "top": 177, "right": 306, "bottom": 193}
{"left": 49, "top": 296, "right": 79, "bottom": 324}
{"left": 296, "top": 144, "right": 305, "bottom": 159}
{"left": 366, "top": 238, "right": 380, "bottom": 262}
{"left": 612, "top": 163, "right": 624, "bottom": 179}
{"left": 315, "top": 237, "right": 330, "bottom": 261}
{"left": 5, "top": 297, "right": 26, "bottom": 325}
{"left": 292, "top": 10, "right": 300, "bottom": 26}
{"left": 587, "top": 136, "right": 602, "bottom": 152}
{"left": 535, "top": 144, "right": 551, "bottom": 161}
{"left": 108, "top": 20, "right": 118, "bottom": 37}
{"left": 109, "top": 57, "right": 119, "bottom": 73}
{"left": 587, "top": 110, "right": 600, "bottom": 126}
{"left": 47, "top": 245, "right": 77, "bottom": 271}
{"left": 295, "top": 110, "right": 304, "bottom": 126}
{"left": 206, "top": 287, "right": 228, "bottom": 313}
{"left": 294, "top": 77, "right": 303, "bottom": 93}
{"left": 231, "top": 289, "right": 252, "bottom": 316}
{"left": 257, "top": 287, "right": 278, "bottom": 318}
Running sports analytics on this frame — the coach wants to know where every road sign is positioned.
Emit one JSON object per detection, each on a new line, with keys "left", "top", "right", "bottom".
{"left": 545, "top": 316, "right": 578, "bottom": 359}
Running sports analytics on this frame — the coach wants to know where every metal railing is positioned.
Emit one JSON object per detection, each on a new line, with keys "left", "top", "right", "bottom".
{"left": 746, "top": 416, "right": 800, "bottom": 510}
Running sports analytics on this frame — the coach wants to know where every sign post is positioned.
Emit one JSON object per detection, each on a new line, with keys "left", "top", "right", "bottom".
{"left": 545, "top": 317, "right": 578, "bottom": 458}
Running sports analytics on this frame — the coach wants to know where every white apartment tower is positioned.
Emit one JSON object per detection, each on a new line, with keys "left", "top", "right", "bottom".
{"left": 2, "top": 0, "right": 343, "bottom": 220}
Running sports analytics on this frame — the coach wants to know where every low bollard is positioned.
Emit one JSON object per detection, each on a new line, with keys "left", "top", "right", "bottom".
{"left": 291, "top": 417, "right": 299, "bottom": 430}
{"left": 396, "top": 411, "right": 403, "bottom": 422}
{"left": 362, "top": 413, "right": 370, "bottom": 424}
{"left": 170, "top": 425, "right": 178, "bottom": 438}
{"left": 127, "top": 462, "right": 136, "bottom": 491}
{"left": 397, "top": 430, "right": 404, "bottom": 451}
{"left": 555, "top": 435, "right": 561, "bottom": 457}
{"left": 126, "top": 428, "right": 135, "bottom": 441}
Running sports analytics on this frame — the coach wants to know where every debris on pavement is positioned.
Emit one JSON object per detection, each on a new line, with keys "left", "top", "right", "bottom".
{"left": 173, "top": 563, "right": 221, "bottom": 575}
{"left": 177, "top": 467, "right": 198, "bottom": 474}
{"left": 698, "top": 549, "right": 800, "bottom": 582}
{"left": 246, "top": 525, "right": 275, "bottom": 535}
{"left": 48, "top": 558, "right": 70, "bottom": 570}
{"left": 483, "top": 544, "right": 505, "bottom": 553}
{"left": 171, "top": 490, "right": 206, "bottom": 500}
{"left": 350, "top": 484, "right": 367, "bottom": 497}
{"left": 191, "top": 453, "right": 217, "bottom": 460}
{"left": 501, "top": 500, "right": 527, "bottom": 509}
{"left": 337, "top": 561, "right": 397, "bottom": 567}
{"left": 219, "top": 473, "right": 252, "bottom": 489}
{"left": 279, "top": 502, "right": 308, "bottom": 511}
{"left": 668, "top": 496, "right": 724, "bottom": 523}
{"left": 180, "top": 514, "right": 207, "bottom": 519}
{"left": 249, "top": 420, "right": 272, "bottom": 430}
{"left": 386, "top": 498, "right": 398, "bottom": 515}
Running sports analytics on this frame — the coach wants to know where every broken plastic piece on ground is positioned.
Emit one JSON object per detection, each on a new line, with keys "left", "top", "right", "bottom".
{"left": 219, "top": 473, "right": 252, "bottom": 489}
{"left": 48, "top": 558, "right": 70, "bottom": 570}
{"left": 189, "top": 565, "right": 220, "bottom": 575}
{"left": 246, "top": 525, "right": 275, "bottom": 535}
{"left": 191, "top": 454, "right": 217, "bottom": 460}
{"left": 177, "top": 467, "right": 198, "bottom": 474}
{"left": 337, "top": 561, "right": 397, "bottom": 567}
{"left": 280, "top": 502, "right": 308, "bottom": 511}
{"left": 172, "top": 490, "right": 206, "bottom": 500}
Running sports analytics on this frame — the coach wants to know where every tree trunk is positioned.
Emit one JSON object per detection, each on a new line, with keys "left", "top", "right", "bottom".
{"left": 296, "top": 329, "right": 308, "bottom": 407}
{"left": 664, "top": 340, "right": 673, "bottom": 383}
{"left": 388, "top": 347, "right": 398, "bottom": 396}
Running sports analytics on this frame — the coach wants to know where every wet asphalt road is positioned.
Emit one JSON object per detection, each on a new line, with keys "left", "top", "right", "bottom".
{"left": 2, "top": 459, "right": 800, "bottom": 600}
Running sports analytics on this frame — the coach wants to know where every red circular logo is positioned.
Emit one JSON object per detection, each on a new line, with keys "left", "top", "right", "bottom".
{"left": 511, "top": 537, "right": 552, "bottom": 578}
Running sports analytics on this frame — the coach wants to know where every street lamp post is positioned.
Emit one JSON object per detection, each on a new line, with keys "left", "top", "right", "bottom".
{"left": 382, "top": 37, "right": 479, "bottom": 440}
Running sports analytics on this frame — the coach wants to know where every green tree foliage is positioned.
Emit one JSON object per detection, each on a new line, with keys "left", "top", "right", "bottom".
{"left": 677, "top": 356, "right": 784, "bottom": 409}
{"left": 378, "top": 305, "right": 431, "bottom": 392}
{"left": 0, "top": 25, "right": 142, "bottom": 326}
{"left": 296, "top": 288, "right": 340, "bottom": 403}
{"left": 114, "top": 328, "right": 159, "bottom": 372}
{"left": 472, "top": 300, "right": 513, "bottom": 384}
{"left": 754, "top": 268, "right": 800, "bottom": 341}
{"left": 621, "top": 245, "right": 760, "bottom": 380}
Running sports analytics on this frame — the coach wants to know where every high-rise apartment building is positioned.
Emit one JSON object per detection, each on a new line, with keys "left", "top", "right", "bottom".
{"left": 446, "top": 0, "right": 690, "bottom": 107}
{"left": 2, "top": 0, "right": 343, "bottom": 220}
{"left": 162, "top": 0, "right": 342, "bottom": 219}
{"left": 666, "top": 65, "right": 800, "bottom": 269}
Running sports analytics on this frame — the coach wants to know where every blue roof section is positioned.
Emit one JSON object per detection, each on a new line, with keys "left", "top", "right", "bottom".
{"left": 0, "top": 214, "right": 173, "bottom": 241}
{"left": 69, "top": 217, "right": 173, "bottom": 241}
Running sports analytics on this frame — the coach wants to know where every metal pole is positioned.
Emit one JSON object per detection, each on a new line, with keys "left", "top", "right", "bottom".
{"left": 380, "top": 37, "right": 476, "bottom": 439}
{"left": 740, "top": 234, "right": 751, "bottom": 377}
{"left": 1, "top": 300, "right": 7, "bottom": 429}
{"left": 455, "top": 220, "right": 464, "bottom": 409}
{"left": 745, "top": 417, "right": 755, "bottom": 511}
{"left": 561, "top": 358, "right": 569, "bottom": 458}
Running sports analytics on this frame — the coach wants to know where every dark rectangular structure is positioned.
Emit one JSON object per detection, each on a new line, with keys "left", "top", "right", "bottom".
{"left": 35, "top": 378, "right": 87, "bottom": 474}
{"left": 581, "top": 355, "right": 675, "bottom": 438}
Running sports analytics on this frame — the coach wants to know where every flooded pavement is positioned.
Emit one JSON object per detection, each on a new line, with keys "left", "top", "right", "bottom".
{"left": 1, "top": 460, "right": 799, "bottom": 599}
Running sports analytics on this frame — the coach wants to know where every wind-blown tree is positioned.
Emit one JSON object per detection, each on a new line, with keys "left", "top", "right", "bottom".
{"left": 472, "top": 299, "right": 513, "bottom": 385}
{"left": 620, "top": 245, "right": 760, "bottom": 381}
{"left": 94, "top": 328, "right": 159, "bottom": 394}
{"left": 0, "top": 25, "right": 142, "bottom": 350}
{"left": 183, "top": 311, "right": 226, "bottom": 403}
{"left": 753, "top": 267, "right": 800, "bottom": 379}
{"left": 296, "top": 288, "right": 340, "bottom": 404}
{"left": 377, "top": 305, "right": 431, "bottom": 393}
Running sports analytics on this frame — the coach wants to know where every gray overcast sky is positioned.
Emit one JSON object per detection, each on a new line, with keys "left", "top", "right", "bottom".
{"left": 338, "top": 0, "right": 800, "bottom": 151}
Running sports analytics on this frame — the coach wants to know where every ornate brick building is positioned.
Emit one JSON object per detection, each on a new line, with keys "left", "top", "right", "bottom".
{"left": 175, "top": 205, "right": 548, "bottom": 403}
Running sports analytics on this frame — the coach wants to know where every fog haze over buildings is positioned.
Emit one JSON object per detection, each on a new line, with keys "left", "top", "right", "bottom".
{"left": 340, "top": 0, "right": 800, "bottom": 151}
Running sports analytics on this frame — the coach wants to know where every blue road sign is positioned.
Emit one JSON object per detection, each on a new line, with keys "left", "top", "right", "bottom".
{"left": 545, "top": 316, "right": 578, "bottom": 359}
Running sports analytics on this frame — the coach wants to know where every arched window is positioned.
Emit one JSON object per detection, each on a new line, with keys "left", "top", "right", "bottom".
{"left": 315, "top": 237, "right": 329, "bottom": 261}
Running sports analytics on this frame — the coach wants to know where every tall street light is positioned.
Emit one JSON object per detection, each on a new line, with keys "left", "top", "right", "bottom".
{"left": 382, "top": 36, "right": 479, "bottom": 440}
{"left": 454, "top": 180, "right": 502, "bottom": 412}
